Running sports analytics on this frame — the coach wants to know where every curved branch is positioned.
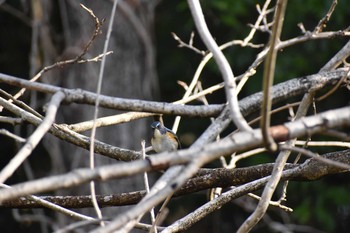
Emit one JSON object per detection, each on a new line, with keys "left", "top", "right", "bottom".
{"left": 187, "top": 0, "right": 251, "bottom": 131}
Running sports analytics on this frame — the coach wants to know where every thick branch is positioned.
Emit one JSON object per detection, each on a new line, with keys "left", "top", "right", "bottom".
{"left": 2, "top": 149, "right": 347, "bottom": 209}
{"left": 0, "top": 73, "right": 224, "bottom": 118}
{"left": 0, "top": 69, "right": 346, "bottom": 121}
{"left": 0, "top": 69, "right": 344, "bottom": 120}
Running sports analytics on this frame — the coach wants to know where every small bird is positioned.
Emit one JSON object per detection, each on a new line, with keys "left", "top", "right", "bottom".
{"left": 151, "top": 121, "right": 181, "bottom": 153}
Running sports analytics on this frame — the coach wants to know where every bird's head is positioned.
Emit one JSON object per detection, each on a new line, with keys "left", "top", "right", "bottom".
{"left": 151, "top": 121, "right": 167, "bottom": 135}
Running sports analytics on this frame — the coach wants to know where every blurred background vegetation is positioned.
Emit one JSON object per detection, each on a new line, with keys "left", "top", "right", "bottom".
{"left": 0, "top": 0, "right": 349, "bottom": 232}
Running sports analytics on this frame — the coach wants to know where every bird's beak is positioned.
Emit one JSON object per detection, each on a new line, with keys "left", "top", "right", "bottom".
{"left": 151, "top": 121, "right": 160, "bottom": 129}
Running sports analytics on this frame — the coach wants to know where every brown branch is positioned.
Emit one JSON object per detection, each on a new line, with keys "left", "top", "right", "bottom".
{"left": 2, "top": 149, "right": 348, "bottom": 209}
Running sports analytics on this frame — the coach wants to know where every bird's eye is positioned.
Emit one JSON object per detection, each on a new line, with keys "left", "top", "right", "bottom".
{"left": 151, "top": 121, "right": 162, "bottom": 129}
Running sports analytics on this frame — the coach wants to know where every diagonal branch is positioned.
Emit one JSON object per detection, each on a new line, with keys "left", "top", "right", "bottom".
{"left": 0, "top": 92, "right": 65, "bottom": 183}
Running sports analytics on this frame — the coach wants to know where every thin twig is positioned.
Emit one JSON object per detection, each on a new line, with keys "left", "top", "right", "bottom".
{"left": 246, "top": 192, "right": 293, "bottom": 212}
{"left": 314, "top": 0, "right": 338, "bottom": 34}
{"left": 295, "top": 140, "right": 350, "bottom": 148}
{"left": 88, "top": 0, "right": 118, "bottom": 225}
{"left": 243, "top": 0, "right": 273, "bottom": 45}
{"left": 171, "top": 32, "right": 205, "bottom": 55}
{"left": 280, "top": 144, "right": 350, "bottom": 170}
{"left": 11, "top": 3, "right": 105, "bottom": 102}
{"left": 67, "top": 112, "right": 156, "bottom": 133}
{"left": 187, "top": 0, "right": 252, "bottom": 132}
{"left": 0, "top": 129, "right": 26, "bottom": 143}
{"left": 0, "top": 88, "right": 43, "bottom": 118}
{"left": 141, "top": 140, "right": 157, "bottom": 233}
{"left": 260, "top": 0, "right": 288, "bottom": 152}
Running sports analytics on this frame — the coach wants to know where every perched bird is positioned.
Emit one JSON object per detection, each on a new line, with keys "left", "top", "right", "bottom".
{"left": 151, "top": 121, "right": 181, "bottom": 153}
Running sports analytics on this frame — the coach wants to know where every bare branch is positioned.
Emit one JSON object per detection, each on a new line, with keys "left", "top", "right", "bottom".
{"left": 314, "top": 0, "right": 338, "bottom": 33}
{"left": 0, "top": 72, "right": 224, "bottom": 118}
{"left": 171, "top": 32, "right": 206, "bottom": 55}
{"left": 2, "top": 149, "right": 349, "bottom": 209}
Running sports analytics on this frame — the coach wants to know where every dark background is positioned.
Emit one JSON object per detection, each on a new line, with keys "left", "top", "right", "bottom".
{"left": 0, "top": 0, "right": 349, "bottom": 232}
